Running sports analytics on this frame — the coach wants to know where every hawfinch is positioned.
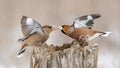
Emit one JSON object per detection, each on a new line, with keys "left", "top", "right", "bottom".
{"left": 73, "top": 14, "right": 101, "bottom": 29}
{"left": 58, "top": 25, "right": 111, "bottom": 41}
{"left": 17, "top": 16, "right": 57, "bottom": 57}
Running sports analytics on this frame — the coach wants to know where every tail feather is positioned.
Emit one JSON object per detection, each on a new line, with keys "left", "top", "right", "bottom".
{"left": 17, "top": 47, "right": 26, "bottom": 58}
{"left": 17, "top": 41, "right": 27, "bottom": 58}
{"left": 99, "top": 32, "right": 111, "bottom": 37}
{"left": 87, "top": 31, "right": 111, "bottom": 41}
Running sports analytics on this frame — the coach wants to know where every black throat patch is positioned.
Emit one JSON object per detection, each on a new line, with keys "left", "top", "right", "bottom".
{"left": 61, "top": 30, "right": 67, "bottom": 35}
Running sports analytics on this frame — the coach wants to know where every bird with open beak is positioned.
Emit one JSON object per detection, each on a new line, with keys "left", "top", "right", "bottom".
{"left": 17, "top": 16, "right": 57, "bottom": 57}
{"left": 58, "top": 25, "right": 111, "bottom": 42}
{"left": 72, "top": 14, "right": 101, "bottom": 29}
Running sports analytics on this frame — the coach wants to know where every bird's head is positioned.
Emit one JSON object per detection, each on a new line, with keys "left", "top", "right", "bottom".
{"left": 42, "top": 25, "right": 58, "bottom": 34}
{"left": 57, "top": 25, "right": 72, "bottom": 34}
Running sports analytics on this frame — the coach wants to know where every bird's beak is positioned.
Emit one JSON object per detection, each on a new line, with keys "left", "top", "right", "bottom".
{"left": 52, "top": 26, "right": 59, "bottom": 30}
{"left": 52, "top": 26, "right": 62, "bottom": 30}
{"left": 57, "top": 26, "right": 62, "bottom": 30}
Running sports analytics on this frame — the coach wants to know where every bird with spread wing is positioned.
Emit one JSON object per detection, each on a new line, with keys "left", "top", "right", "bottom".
{"left": 57, "top": 14, "right": 111, "bottom": 46}
{"left": 18, "top": 16, "right": 57, "bottom": 57}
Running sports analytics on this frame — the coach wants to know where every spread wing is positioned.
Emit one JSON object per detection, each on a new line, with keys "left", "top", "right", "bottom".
{"left": 21, "top": 16, "right": 44, "bottom": 37}
{"left": 73, "top": 14, "right": 101, "bottom": 29}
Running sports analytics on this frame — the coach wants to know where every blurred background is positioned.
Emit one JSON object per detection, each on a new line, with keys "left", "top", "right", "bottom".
{"left": 0, "top": 0, "right": 120, "bottom": 68}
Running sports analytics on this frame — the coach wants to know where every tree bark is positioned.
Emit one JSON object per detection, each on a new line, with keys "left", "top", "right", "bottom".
{"left": 30, "top": 40, "right": 98, "bottom": 68}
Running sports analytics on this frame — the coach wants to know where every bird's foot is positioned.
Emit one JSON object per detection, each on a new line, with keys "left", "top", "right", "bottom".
{"left": 79, "top": 35, "right": 86, "bottom": 39}
{"left": 78, "top": 35, "right": 89, "bottom": 47}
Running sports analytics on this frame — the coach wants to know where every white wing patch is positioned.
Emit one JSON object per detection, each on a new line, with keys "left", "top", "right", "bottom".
{"left": 74, "top": 19, "right": 87, "bottom": 28}
{"left": 87, "top": 15, "right": 93, "bottom": 20}
{"left": 74, "top": 15, "right": 94, "bottom": 28}
{"left": 26, "top": 18, "right": 34, "bottom": 25}
{"left": 26, "top": 17, "right": 44, "bottom": 34}
{"left": 74, "top": 17, "right": 91, "bottom": 28}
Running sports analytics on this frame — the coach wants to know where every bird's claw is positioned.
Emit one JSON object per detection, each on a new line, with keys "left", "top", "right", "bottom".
{"left": 79, "top": 35, "right": 86, "bottom": 39}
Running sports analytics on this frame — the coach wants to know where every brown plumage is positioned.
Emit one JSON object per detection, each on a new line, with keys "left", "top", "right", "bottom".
{"left": 69, "top": 27, "right": 98, "bottom": 41}
{"left": 59, "top": 25, "right": 111, "bottom": 41}
{"left": 18, "top": 16, "right": 56, "bottom": 57}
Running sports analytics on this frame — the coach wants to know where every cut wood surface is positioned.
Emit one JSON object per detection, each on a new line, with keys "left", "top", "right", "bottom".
{"left": 30, "top": 40, "right": 98, "bottom": 68}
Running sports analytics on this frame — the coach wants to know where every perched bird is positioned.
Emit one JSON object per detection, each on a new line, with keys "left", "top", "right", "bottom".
{"left": 72, "top": 14, "right": 101, "bottom": 29}
{"left": 18, "top": 16, "right": 57, "bottom": 57}
{"left": 58, "top": 25, "right": 111, "bottom": 41}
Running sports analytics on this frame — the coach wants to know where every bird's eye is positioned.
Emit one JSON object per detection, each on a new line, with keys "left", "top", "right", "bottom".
{"left": 62, "top": 25, "right": 64, "bottom": 28}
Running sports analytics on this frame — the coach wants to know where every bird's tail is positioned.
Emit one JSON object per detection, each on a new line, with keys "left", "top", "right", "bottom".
{"left": 87, "top": 31, "right": 111, "bottom": 41}
{"left": 17, "top": 41, "right": 27, "bottom": 58}
{"left": 98, "top": 32, "right": 111, "bottom": 37}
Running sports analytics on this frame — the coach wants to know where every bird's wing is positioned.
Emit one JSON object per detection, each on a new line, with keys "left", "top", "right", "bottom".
{"left": 21, "top": 16, "right": 44, "bottom": 37}
{"left": 73, "top": 14, "right": 101, "bottom": 29}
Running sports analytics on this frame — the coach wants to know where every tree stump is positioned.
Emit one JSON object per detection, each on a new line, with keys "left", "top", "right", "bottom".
{"left": 30, "top": 40, "right": 98, "bottom": 68}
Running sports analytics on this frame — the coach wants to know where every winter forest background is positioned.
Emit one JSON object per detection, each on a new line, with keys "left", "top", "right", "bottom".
{"left": 0, "top": 0, "right": 120, "bottom": 68}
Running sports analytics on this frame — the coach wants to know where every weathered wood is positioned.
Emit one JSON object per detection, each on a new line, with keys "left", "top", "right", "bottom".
{"left": 30, "top": 40, "right": 98, "bottom": 68}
